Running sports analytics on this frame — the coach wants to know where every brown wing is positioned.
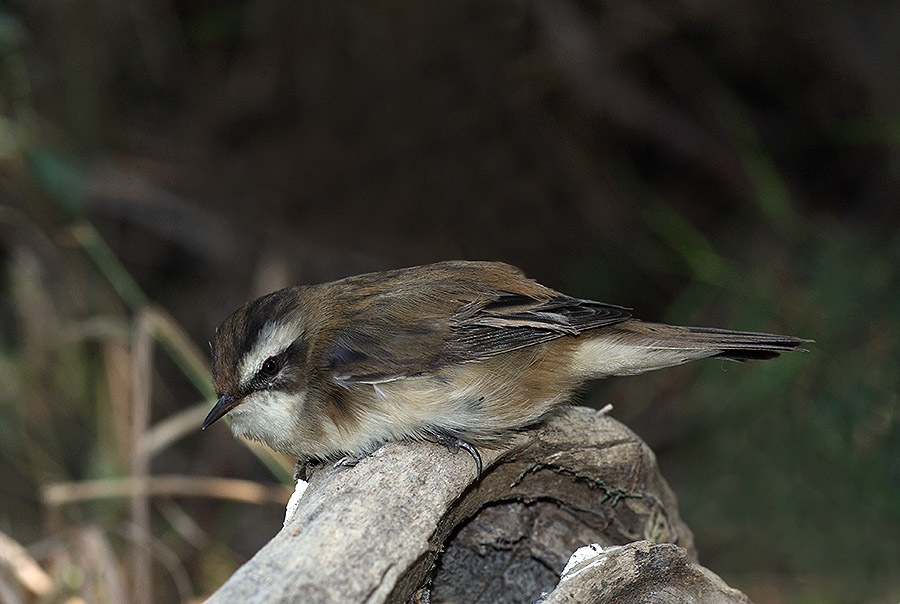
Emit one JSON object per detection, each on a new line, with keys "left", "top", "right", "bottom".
{"left": 322, "top": 285, "right": 631, "bottom": 385}
{"left": 447, "top": 293, "right": 630, "bottom": 359}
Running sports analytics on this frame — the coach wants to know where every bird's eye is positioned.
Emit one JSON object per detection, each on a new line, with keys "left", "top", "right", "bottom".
{"left": 261, "top": 357, "right": 280, "bottom": 376}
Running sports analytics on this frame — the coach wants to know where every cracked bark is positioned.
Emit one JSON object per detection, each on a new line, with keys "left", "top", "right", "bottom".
{"left": 204, "top": 406, "right": 751, "bottom": 603}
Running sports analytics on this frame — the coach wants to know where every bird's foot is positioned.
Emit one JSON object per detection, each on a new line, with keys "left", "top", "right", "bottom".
{"left": 293, "top": 453, "right": 364, "bottom": 480}
{"left": 293, "top": 458, "right": 317, "bottom": 482}
{"left": 332, "top": 454, "right": 362, "bottom": 469}
{"left": 424, "top": 432, "right": 483, "bottom": 479}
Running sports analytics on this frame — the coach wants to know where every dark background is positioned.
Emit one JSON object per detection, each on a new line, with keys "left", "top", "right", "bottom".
{"left": 1, "top": 0, "right": 898, "bottom": 602}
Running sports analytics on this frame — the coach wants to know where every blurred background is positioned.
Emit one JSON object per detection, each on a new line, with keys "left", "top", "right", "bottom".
{"left": 1, "top": 0, "right": 898, "bottom": 602}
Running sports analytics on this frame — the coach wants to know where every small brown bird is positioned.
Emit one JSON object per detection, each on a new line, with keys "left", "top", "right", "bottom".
{"left": 203, "top": 261, "right": 807, "bottom": 474}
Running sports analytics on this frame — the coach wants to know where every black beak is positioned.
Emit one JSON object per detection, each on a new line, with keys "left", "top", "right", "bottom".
{"left": 202, "top": 394, "right": 243, "bottom": 430}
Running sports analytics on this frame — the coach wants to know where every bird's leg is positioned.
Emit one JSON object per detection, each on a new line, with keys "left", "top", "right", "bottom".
{"left": 293, "top": 459, "right": 316, "bottom": 482}
{"left": 332, "top": 455, "right": 362, "bottom": 469}
{"left": 301, "top": 438, "right": 483, "bottom": 479}
{"left": 332, "top": 449, "right": 380, "bottom": 470}
{"left": 293, "top": 454, "right": 361, "bottom": 480}
{"left": 424, "top": 432, "right": 483, "bottom": 479}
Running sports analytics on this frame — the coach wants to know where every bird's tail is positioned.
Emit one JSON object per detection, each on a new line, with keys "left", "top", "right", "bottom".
{"left": 574, "top": 320, "right": 810, "bottom": 377}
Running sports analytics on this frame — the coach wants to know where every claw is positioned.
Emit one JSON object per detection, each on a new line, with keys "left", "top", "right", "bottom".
{"left": 293, "top": 459, "right": 311, "bottom": 482}
{"left": 333, "top": 455, "right": 360, "bottom": 469}
{"left": 425, "top": 433, "right": 483, "bottom": 479}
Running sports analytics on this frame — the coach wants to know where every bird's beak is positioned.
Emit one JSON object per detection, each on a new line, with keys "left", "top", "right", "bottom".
{"left": 202, "top": 394, "right": 243, "bottom": 430}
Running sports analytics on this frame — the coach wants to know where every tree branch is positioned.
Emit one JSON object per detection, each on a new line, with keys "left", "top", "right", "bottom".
{"left": 206, "top": 406, "right": 748, "bottom": 603}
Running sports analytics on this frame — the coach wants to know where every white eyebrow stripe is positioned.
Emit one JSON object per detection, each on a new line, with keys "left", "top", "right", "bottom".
{"left": 238, "top": 321, "right": 303, "bottom": 387}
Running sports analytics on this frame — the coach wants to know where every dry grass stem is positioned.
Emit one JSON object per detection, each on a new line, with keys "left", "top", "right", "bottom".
{"left": 41, "top": 476, "right": 291, "bottom": 507}
{"left": 0, "top": 530, "right": 53, "bottom": 597}
{"left": 130, "top": 309, "right": 155, "bottom": 604}
{"left": 140, "top": 402, "right": 213, "bottom": 458}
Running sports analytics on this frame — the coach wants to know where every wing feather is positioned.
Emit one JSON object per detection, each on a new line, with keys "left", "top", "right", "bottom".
{"left": 449, "top": 295, "right": 630, "bottom": 358}
{"left": 324, "top": 289, "right": 631, "bottom": 385}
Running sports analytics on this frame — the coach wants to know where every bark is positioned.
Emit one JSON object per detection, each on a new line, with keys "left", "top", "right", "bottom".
{"left": 206, "top": 406, "right": 751, "bottom": 604}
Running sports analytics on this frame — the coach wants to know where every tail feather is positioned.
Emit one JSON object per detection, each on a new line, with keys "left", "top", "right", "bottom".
{"left": 574, "top": 320, "right": 811, "bottom": 377}
{"left": 668, "top": 325, "right": 810, "bottom": 361}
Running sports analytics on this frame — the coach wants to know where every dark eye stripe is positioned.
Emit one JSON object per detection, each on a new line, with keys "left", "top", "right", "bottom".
{"left": 246, "top": 337, "right": 309, "bottom": 393}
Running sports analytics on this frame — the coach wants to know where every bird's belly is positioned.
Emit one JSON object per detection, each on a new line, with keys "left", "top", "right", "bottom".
{"left": 345, "top": 346, "right": 578, "bottom": 446}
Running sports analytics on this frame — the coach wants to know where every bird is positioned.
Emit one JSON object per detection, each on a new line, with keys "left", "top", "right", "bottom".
{"left": 202, "top": 261, "right": 808, "bottom": 476}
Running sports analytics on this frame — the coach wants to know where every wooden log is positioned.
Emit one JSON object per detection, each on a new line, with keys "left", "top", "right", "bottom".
{"left": 206, "top": 406, "right": 749, "bottom": 603}
{"left": 541, "top": 540, "right": 751, "bottom": 604}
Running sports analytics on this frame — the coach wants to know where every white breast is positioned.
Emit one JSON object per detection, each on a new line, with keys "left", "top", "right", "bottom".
{"left": 227, "top": 389, "right": 309, "bottom": 458}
